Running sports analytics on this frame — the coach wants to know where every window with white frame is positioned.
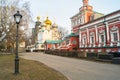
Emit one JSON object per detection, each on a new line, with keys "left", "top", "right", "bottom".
{"left": 91, "top": 36, "right": 94, "bottom": 43}
{"left": 98, "top": 28, "right": 105, "bottom": 43}
{"left": 77, "top": 19, "right": 79, "bottom": 25}
{"left": 101, "top": 35, "right": 105, "bottom": 42}
{"left": 90, "top": 15, "right": 94, "bottom": 21}
{"left": 99, "top": 34, "right": 105, "bottom": 43}
{"left": 90, "top": 33, "right": 94, "bottom": 44}
{"left": 111, "top": 26, "right": 119, "bottom": 42}
{"left": 81, "top": 16, "right": 84, "bottom": 24}
{"left": 82, "top": 36, "right": 86, "bottom": 44}
{"left": 79, "top": 18, "right": 81, "bottom": 24}
{"left": 75, "top": 20, "right": 77, "bottom": 25}
{"left": 111, "top": 32, "right": 118, "bottom": 42}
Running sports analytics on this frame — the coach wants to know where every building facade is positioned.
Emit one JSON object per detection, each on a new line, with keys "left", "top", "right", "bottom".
{"left": 32, "top": 16, "right": 61, "bottom": 50}
{"left": 59, "top": 0, "right": 120, "bottom": 53}
{"left": 79, "top": 10, "right": 120, "bottom": 53}
{"left": 58, "top": 33, "right": 79, "bottom": 51}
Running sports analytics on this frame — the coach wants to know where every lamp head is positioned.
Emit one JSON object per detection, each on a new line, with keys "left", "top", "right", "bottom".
{"left": 14, "top": 11, "right": 22, "bottom": 24}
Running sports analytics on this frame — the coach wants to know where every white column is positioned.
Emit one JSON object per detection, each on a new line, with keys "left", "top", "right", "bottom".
{"left": 79, "top": 28, "right": 81, "bottom": 48}
{"left": 87, "top": 28, "right": 89, "bottom": 46}
{"left": 110, "top": 33, "right": 113, "bottom": 46}
{"left": 95, "top": 25, "right": 98, "bottom": 42}
{"left": 89, "top": 36, "right": 91, "bottom": 47}
{"left": 117, "top": 30, "right": 120, "bottom": 46}
{"left": 106, "top": 22, "right": 109, "bottom": 41}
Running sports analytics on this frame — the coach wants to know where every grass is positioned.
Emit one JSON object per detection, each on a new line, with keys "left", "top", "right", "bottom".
{"left": 0, "top": 54, "right": 68, "bottom": 80}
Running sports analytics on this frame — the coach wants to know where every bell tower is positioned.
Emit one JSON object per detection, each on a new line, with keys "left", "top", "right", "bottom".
{"left": 79, "top": 0, "right": 93, "bottom": 23}
{"left": 80, "top": 0, "right": 92, "bottom": 11}
{"left": 71, "top": 0, "right": 104, "bottom": 33}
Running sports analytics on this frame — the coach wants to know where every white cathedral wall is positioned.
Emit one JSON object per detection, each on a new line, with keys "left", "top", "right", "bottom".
{"left": 43, "top": 30, "right": 53, "bottom": 42}
{"left": 38, "top": 32, "right": 43, "bottom": 43}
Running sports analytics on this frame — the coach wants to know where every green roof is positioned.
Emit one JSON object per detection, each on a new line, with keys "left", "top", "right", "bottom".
{"left": 68, "top": 33, "right": 79, "bottom": 37}
{"left": 46, "top": 40, "right": 63, "bottom": 44}
{"left": 41, "top": 30, "right": 44, "bottom": 32}
{"left": 63, "top": 33, "right": 79, "bottom": 40}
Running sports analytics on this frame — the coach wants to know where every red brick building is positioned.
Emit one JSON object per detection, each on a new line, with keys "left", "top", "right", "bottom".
{"left": 59, "top": 0, "right": 120, "bottom": 53}
{"left": 78, "top": 10, "right": 120, "bottom": 53}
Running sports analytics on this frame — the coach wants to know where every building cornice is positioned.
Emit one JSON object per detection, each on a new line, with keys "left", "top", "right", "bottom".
{"left": 79, "top": 9, "right": 120, "bottom": 29}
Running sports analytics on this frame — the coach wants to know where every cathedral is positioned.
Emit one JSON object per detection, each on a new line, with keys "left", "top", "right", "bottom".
{"left": 32, "top": 16, "right": 61, "bottom": 50}
{"left": 58, "top": 0, "right": 120, "bottom": 53}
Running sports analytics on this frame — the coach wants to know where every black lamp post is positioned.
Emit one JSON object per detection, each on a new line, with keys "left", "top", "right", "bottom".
{"left": 13, "top": 11, "right": 22, "bottom": 74}
{"left": 44, "top": 41, "right": 47, "bottom": 53}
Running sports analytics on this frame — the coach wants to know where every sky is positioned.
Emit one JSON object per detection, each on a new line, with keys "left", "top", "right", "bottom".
{"left": 24, "top": 0, "right": 120, "bottom": 33}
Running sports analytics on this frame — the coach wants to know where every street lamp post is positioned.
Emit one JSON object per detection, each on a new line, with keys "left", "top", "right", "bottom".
{"left": 13, "top": 11, "right": 22, "bottom": 74}
{"left": 44, "top": 41, "right": 47, "bottom": 53}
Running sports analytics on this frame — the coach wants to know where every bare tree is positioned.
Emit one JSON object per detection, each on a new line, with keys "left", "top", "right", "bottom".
{"left": 58, "top": 26, "right": 69, "bottom": 40}
{"left": 0, "top": 0, "right": 32, "bottom": 52}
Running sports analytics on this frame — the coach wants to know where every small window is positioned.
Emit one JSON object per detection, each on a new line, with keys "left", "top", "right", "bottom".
{"left": 66, "top": 39, "right": 69, "bottom": 45}
{"left": 91, "top": 36, "right": 94, "bottom": 43}
{"left": 90, "top": 35, "right": 94, "bottom": 44}
{"left": 79, "top": 18, "right": 81, "bottom": 23}
{"left": 110, "top": 26, "right": 119, "bottom": 42}
{"left": 82, "top": 36, "right": 86, "bottom": 44}
{"left": 90, "top": 15, "right": 94, "bottom": 21}
{"left": 100, "top": 35, "right": 104, "bottom": 43}
{"left": 113, "top": 33, "right": 118, "bottom": 42}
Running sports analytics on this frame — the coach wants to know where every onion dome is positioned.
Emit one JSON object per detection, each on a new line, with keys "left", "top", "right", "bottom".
{"left": 52, "top": 23, "right": 58, "bottom": 28}
{"left": 44, "top": 17, "right": 52, "bottom": 25}
{"left": 37, "top": 16, "right": 40, "bottom": 21}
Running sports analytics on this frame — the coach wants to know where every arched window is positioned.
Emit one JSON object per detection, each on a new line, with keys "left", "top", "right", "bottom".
{"left": 110, "top": 26, "right": 119, "bottom": 42}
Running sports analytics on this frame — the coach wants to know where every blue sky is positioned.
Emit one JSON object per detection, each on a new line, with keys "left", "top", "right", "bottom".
{"left": 25, "top": 0, "right": 120, "bottom": 32}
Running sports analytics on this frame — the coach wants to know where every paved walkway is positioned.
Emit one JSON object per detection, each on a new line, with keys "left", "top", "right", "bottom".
{"left": 20, "top": 52, "right": 120, "bottom": 80}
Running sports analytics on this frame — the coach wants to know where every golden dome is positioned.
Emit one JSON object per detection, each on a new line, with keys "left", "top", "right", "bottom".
{"left": 37, "top": 16, "right": 40, "bottom": 21}
{"left": 44, "top": 17, "right": 52, "bottom": 25}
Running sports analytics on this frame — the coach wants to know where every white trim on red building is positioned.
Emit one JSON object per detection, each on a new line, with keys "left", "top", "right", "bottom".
{"left": 79, "top": 10, "right": 120, "bottom": 52}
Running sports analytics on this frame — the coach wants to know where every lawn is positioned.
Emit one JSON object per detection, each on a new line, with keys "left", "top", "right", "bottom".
{"left": 0, "top": 54, "right": 68, "bottom": 80}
